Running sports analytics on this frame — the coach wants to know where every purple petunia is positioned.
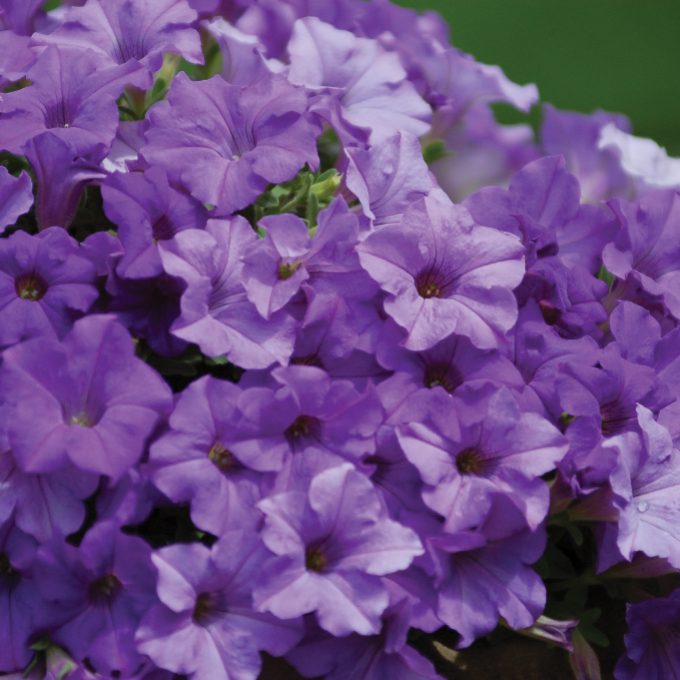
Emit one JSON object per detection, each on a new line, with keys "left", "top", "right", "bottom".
{"left": 141, "top": 71, "right": 319, "bottom": 216}
{"left": 137, "top": 530, "right": 303, "bottom": 680}
{"left": 254, "top": 464, "right": 423, "bottom": 636}
{"left": 357, "top": 194, "right": 525, "bottom": 351}
{"left": 0, "top": 315, "right": 171, "bottom": 479}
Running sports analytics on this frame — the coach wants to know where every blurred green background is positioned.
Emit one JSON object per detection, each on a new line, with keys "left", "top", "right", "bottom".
{"left": 396, "top": 0, "right": 680, "bottom": 153}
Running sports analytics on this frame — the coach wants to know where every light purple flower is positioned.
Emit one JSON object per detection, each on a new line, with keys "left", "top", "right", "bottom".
{"left": 604, "top": 189, "right": 680, "bottom": 320}
{"left": 0, "top": 45, "right": 146, "bottom": 155}
{"left": 0, "top": 227, "right": 98, "bottom": 347}
{"left": 0, "top": 167, "right": 32, "bottom": 235}
{"left": 160, "top": 217, "right": 296, "bottom": 368}
{"left": 0, "top": 521, "right": 43, "bottom": 673}
{"left": 428, "top": 495, "right": 547, "bottom": 647}
{"left": 36, "top": 0, "right": 203, "bottom": 72}
{"left": 0, "top": 315, "right": 172, "bottom": 479}
{"left": 33, "top": 520, "right": 156, "bottom": 675}
{"left": 0, "top": 31, "right": 36, "bottom": 90}
{"left": 286, "top": 600, "right": 440, "bottom": 680}
{"left": 141, "top": 71, "right": 319, "bottom": 215}
{"left": 541, "top": 105, "right": 632, "bottom": 202}
{"left": 149, "top": 375, "right": 292, "bottom": 535}
{"left": 206, "top": 17, "right": 280, "bottom": 85}
{"left": 0, "top": 428, "right": 97, "bottom": 541}
{"left": 344, "top": 131, "right": 434, "bottom": 228}
{"left": 615, "top": 590, "right": 680, "bottom": 679}
{"left": 254, "top": 463, "right": 423, "bottom": 636}
{"left": 357, "top": 194, "right": 525, "bottom": 351}
{"left": 268, "top": 365, "right": 384, "bottom": 486}
{"left": 397, "top": 386, "right": 567, "bottom": 531}
{"left": 242, "top": 197, "right": 366, "bottom": 319}
{"left": 287, "top": 17, "right": 431, "bottom": 144}
{"left": 136, "top": 531, "right": 303, "bottom": 680}
{"left": 102, "top": 167, "right": 208, "bottom": 279}
{"left": 606, "top": 406, "right": 680, "bottom": 569}
{"left": 23, "top": 132, "right": 106, "bottom": 230}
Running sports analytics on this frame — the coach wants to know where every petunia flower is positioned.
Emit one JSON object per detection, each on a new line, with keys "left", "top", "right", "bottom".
{"left": 0, "top": 227, "right": 98, "bottom": 348}
{"left": 35, "top": 0, "right": 203, "bottom": 72}
{"left": 0, "top": 315, "right": 172, "bottom": 479}
{"left": 160, "top": 217, "right": 296, "bottom": 368}
{"left": 357, "top": 194, "right": 524, "bottom": 351}
{"left": 33, "top": 521, "right": 156, "bottom": 675}
{"left": 141, "top": 71, "right": 319, "bottom": 216}
{"left": 254, "top": 463, "right": 423, "bottom": 636}
{"left": 136, "top": 530, "right": 303, "bottom": 680}
{"left": 287, "top": 17, "right": 431, "bottom": 144}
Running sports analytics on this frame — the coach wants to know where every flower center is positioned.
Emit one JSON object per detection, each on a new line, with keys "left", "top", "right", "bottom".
{"left": 414, "top": 267, "right": 446, "bottom": 299}
{"left": 15, "top": 272, "right": 48, "bottom": 301}
{"left": 278, "top": 260, "right": 303, "bottom": 281}
{"left": 151, "top": 214, "right": 176, "bottom": 242}
{"left": 208, "top": 442, "right": 238, "bottom": 473}
{"left": 193, "top": 591, "right": 226, "bottom": 625}
{"left": 89, "top": 573, "right": 122, "bottom": 602}
{"left": 285, "top": 415, "right": 320, "bottom": 443}
{"left": 423, "top": 362, "right": 463, "bottom": 393}
{"left": 455, "top": 447, "right": 487, "bottom": 475}
{"left": 305, "top": 546, "right": 328, "bottom": 573}
{"left": 69, "top": 413, "right": 93, "bottom": 428}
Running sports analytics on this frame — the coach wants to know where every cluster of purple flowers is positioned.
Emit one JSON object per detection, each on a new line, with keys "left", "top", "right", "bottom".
{"left": 1, "top": 0, "right": 680, "bottom": 678}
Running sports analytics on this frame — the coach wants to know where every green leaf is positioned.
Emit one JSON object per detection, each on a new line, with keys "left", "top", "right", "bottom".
{"left": 422, "top": 139, "right": 449, "bottom": 165}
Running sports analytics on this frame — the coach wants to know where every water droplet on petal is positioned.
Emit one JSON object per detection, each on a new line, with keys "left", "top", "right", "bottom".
{"left": 637, "top": 500, "right": 649, "bottom": 513}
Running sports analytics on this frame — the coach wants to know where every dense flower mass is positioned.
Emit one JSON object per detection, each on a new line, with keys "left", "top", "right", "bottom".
{"left": 0, "top": 0, "right": 679, "bottom": 678}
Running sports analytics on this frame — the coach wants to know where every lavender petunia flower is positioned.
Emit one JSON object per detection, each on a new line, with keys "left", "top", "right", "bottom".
{"left": 0, "top": 31, "right": 36, "bottom": 90}
{"left": 0, "top": 45, "right": 147, "bottom": 155}
{"left": 0, "top": 429, "right": 98, "bottom": 541}
{"left": 242, "top": 197, "right": 367, "bottom": 319}
{"left": 430, "top": 103, "right": 539, "bottom": 202}
{"left": 599, "top": 123, "right": 680, "bottom": 191}
{"left": 0, "top": 521, "right": 43, "bottom": 673}
{"left": 287, "top": 17, "right": 431, "bottom": 144}
{"left": 136, "top": 531, "right": 303, "bottom": 680}
{"left": 376, "top": 320, "right": 524, "bottom": 398}
{"left": 160, "top": 218, "right": 296, "bottom": 368}
{"left": 603, "top": 189, "right": 680, "bottom": 319}
{"left": 0, "top": 315, "right": 172, "bottom": 479}
{"left": 33, "top": 521, "right": 156, "bottom": 675}
{"left": 206, "top": 17, "right": 280, "bottom": 85}
{"left": 141, "top": 71, "right": 319, "bottom": 216}
{"left": 357, "top": 194, "right": 524, "bottom": 351}
{"left": 428, "top": 494, "right": 547, "bottom": 647}
{"left": 290, "top": 290, "right": 385, "bottom": 382}
{"left": 344, "top": 131, "right": 434, "bottom": 228}
{"left": 605, "top": 406, "right": 680, "bottom": 570}
{"left": 36, "top": 0, "right": 203, "bottom": 72}
{"left": 615, "top": 590, "right": 680, "bottom": 679}
{"left": 287, "top": 600, "right": 440, "bottom": 680}
{"left": 102, "top": 167, "right": 208, "bottom": 279}
{"left": 0, "top": 0, "right": 44, "bottom": 35}
{"left": 268, "top": 365, "right": 384, "bottom": 486}
{"left": 149, "top": 375, "right": 292, "bottom": 535}
{"left": 23, "top": 132, "right": 107, "bottom": 230}
{"left": 426, "top": 48, "right": 538, "bottom": 136}
{"left": 0, "top": 166, "right": 33, "bottom": 234}
{"left": 254, "top": 463, "right": 423, "bottom": 636}
{"left": 397, "top": 386, "right": 567, "bottom": 531}
{"left": 541, "top": 105, "right": 632, "bottom": 202}
{"left": 0, "top": 227, "right": 98, "bottom": 347}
